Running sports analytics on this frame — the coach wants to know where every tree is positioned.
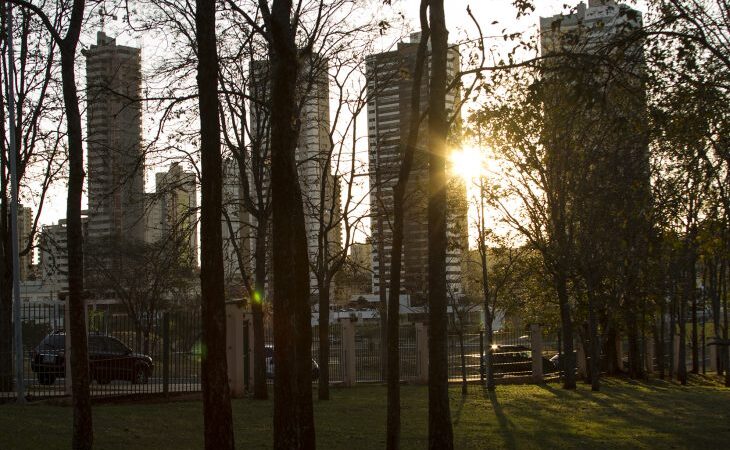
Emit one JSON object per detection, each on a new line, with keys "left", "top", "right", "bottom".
{"left": 0, "top": 0, "right": 64, "bottom": 393}
{"left": 85, "top": 235, "right": 196, "bottom": 353}
{"left": 194, "top": 0, "right": 235, "bottom": 447}
{"left": 426, "top": 1, "right": 455, "bottom": 448}
{"left": 384, "top": 2, "right": 429, "bottom": 447}
{"left": 9, "top": 0, "right": 92, "bottom": 447}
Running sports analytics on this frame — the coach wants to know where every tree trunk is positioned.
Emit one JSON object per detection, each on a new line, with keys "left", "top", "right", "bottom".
{"left": 0, "top": 3, "right": 14, "bottom": 394}
{"left": 386, "top": 4, "right": 429, "bottom": 448}
{"left": 318, "top": 281, "right": 330, "bottom": 400}
{"left": 59, "top": 9, "right": 93, "bottom": 448}
{"left": 427, "top": 3, "right": 454, "bottom": 449}
{"left": 587, "top": 292, "right": 600, "bottom": 391}
{"left": 718, "top": 259, "right": 730, "bottom": 387}
{"left": 485, "top": 322, "right": 495, "bottom": 391}
{"left": 678, "top": 281, "right": 688, "bottom": 385}
{"left": 657, "top": 298, "right": 665, "bottom": 379}
{"left": 252, "top": 219, "right": 268, "bottom": 400}
{"left": 691, "top": 263, "right": 699, "bottom": 375}
{"left": 267, "top": 1, "right": 316, "bottom": 448}
{"left": 458, "top": 330, "right": 467, "bottom": 395}
{"left": 556, "top": 272, "right": 576, "bottom": 389}
{"left": 669, "top": 286, "right": 676, "bottom": 380}
{"left": 195, "top": 0, "right": 235, "bottom": 448}
{"left": 626, "top": 306, "right": 643, "bottom": 379}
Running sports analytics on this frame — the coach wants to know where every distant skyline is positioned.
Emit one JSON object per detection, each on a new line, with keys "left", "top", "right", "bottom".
{"left": 34, "top": 0, "right": 649, "bottom": 239}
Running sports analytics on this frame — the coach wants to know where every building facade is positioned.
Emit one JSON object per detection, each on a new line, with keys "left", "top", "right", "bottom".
{"left": 246, "top": 57, "right": 342, "bottom": 297}
{"left": 366, "top": 33, "right": 466, "bottom": 302}
{"left": 145, "top": 163, "right": 198, "bottom": 266}
{"left": 83, "top": 32, "right": 145, "bottom": 245}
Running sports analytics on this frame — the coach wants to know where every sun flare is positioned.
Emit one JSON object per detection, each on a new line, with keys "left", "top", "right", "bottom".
{"left": 450, "top": 146, "right": 486, "bottom": 181}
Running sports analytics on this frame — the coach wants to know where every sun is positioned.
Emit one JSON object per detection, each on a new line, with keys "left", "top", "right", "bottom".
{"left": 449, "top": 146, "right": 486, "bottom": 181}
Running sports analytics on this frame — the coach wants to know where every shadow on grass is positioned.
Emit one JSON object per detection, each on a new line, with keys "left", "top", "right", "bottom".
{"left": 485, "top": 388, "right": 517, "bottom": 450}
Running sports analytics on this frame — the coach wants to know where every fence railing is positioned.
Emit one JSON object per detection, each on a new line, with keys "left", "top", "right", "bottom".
{"left": 1, "top": 303, "right": 201, "bottom": 400}
{"left": 3, "top": 303, "right": 562, "bottom": 400}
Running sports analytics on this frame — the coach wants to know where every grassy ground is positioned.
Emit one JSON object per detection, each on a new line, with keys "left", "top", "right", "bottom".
{"left": 1, "top": 376, "right": 729, "bottom": 449}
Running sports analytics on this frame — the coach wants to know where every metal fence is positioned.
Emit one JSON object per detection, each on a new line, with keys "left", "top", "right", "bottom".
{"left": 1, "top": 303, "right": 201, "bottom": 400}
{"left": 2, "top": 305, "right": 563, "bottom": 401}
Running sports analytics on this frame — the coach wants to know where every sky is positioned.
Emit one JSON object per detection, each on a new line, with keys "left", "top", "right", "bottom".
{"left": 32, "top": 0, "right": 648, "bottom": 248}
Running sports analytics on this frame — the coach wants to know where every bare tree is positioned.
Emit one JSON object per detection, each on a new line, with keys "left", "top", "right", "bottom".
{"left": 0, "top": 0, "right": 64, "bottom": 393}
{"left": 194, "top": 0, "right": 235, "bottom": 447}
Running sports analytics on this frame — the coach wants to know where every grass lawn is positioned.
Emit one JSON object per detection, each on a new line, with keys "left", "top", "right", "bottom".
{"left": 1, "top": 376, "right": 729, "bottom": 449}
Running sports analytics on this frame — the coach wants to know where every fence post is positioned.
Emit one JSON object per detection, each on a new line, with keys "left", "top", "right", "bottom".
{"left": 242, "top": 319, "right": 250, "bottom": 393}
{"left": 644, "top": 338, "right": 654, "bottom": 374}
{"left": 340, "top": 318, "right": 356, "bottom": 387}
{"left": 225, "top": 301, "right": 245, "bottom": 398}
{"left": 673, "top": 338, "right": 680, "bottom": 374}
{"left": 531, "top": 324, "right": 543, "bottom": 383}
{"left": 709, "top": 343, "right": 718, "bottom": 372}
{"left": 415, "top": 322, "right": 429, "bottom": 385}
{"left": 162, "top": 312, "right": 170, "bottom": 397}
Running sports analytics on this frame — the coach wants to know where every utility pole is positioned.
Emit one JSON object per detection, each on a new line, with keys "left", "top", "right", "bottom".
{"left": 4, "top": 1, "right": 26, "bottom": 404}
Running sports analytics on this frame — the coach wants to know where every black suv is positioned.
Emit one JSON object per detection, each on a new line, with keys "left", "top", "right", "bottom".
{"left": 31, "top": 331, "right": 154, "bottom": 385}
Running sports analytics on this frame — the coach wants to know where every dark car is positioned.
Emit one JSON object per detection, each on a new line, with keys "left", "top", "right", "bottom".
{"left": 482, "top": 345, "right": 557, "bottom": 377}
{"left": 264, "top": 345, "right": 320, "bottom": 381}
{"left": 31, "top": 331, "right": 154, "bottom": 385}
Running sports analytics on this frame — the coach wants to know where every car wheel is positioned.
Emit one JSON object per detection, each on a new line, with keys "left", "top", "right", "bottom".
{"left": 132, "top": 366, "right": 149, "bottom": 384}
{"left": 37, "top": 372, "right": 56, "bottom": 385}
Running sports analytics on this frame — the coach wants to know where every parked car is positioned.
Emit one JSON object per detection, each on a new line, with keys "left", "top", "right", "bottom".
{"left": 31, "top": 331, "right": 154, "bottom": 385}
{"left": 482, "top": 345, "right": 557, "bottom": 377}
{"left": 264, "top": 345, "right": 320, "bottom": 381}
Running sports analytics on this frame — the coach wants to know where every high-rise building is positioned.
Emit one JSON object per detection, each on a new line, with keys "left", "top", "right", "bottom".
{"left": 366, "top": 33, "right": 466, "bottom": 302}
{"left": 38, "top": 215, "right": 89, "bottom": 291}
{"left": 83, "top": 32, "right": 145, "bottom": 244}
{"left": 145, "top": 163, "right": 198, "bottom": 265}
{"left": 540, "top": 1, "right": 643, "bottom": 52}
{"left": 247, "top": 57, "right": 342, "bottom": 296}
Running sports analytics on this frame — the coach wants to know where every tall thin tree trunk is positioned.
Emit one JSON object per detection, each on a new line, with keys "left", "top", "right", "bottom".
{"left": 55, "top": 1, "right": 93, "bottom": 447}
{"left": 657, "top": 298, "right": 665, "bottom": 379}
{"left": 557, "top": 272, "right": 576, "bottom": 389}
{"left": 267, "top": 1, "right": 316, "bottom": 447}
{"left": 678, "top": 276, "right": 688, "bottom": 385}
{"left": 458, "top": 329, "right": 467, "bottom": 395}
{"left": 485, "top": 321, "right": 495, "bottom": 391}
{"left": 669, "top": 283, "right": 676, "bottom": 380}
{"left": 195, "top": 0, "right": 235, "bottom": 447}
{"left": 427, "top": 2, "right": 454, "bottom": 448}
{"left": 386, "top": 5, "right": 429, "bottom": 448}
{"left": 318, "top": 281, "right": 330, "bottom": 400}
{"left": 0, "top": 45, "right": 12, "bottom": 390}
{"left": 587, "top": 291, "right": 600, "bottom": 391}
{"left": 692, "top": 264, "right": 699, "bottom": 375}
{"left": 252, "top": 220, "right": 268, "bottom": 400}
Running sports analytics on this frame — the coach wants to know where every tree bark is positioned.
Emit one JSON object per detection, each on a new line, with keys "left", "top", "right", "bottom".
{"left": 57, "top": 1, "right": 92, "bottom": 447}
{"left": 386, "top": 4, "right": 429, "bottom": 448}
{"left": 252, "top": 219, "right": 268, "bottom": 400}
{"left": 427, "top": 2, "right": 454, "bottom": 449}
{"left": 195, "top": 0, "right": 235, "bottom": 448}
{"left": 266, "top": 1, "right": 316, "bottom": 447}
{"left": 587, "top": 292, "right": 600, "bottom": 391}
{"left": 556, "top": 272, "right": 576, "bottom": 389}
{"left": 318, "top": 281, "right": 330, "bottom": 400}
